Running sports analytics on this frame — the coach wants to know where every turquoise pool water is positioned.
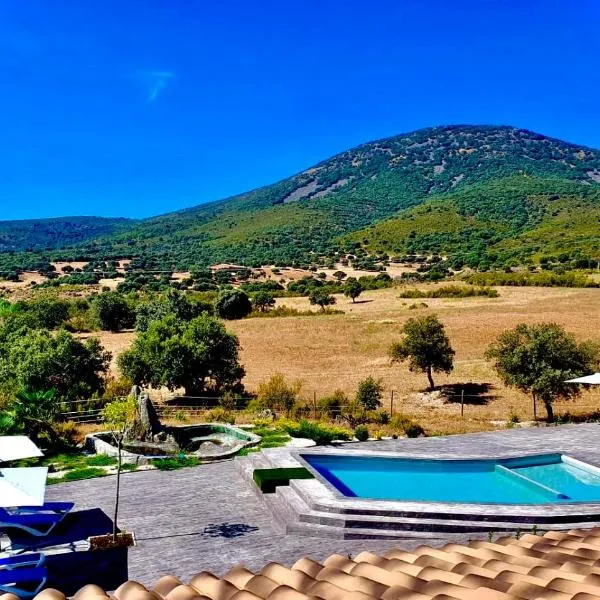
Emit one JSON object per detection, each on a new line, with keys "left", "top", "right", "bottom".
{"left": 302, "top": 453, "right": 600, "bottom": 504}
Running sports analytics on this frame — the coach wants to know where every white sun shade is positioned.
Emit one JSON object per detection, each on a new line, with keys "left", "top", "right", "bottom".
{"left": 0, "top": 467, "right": 48, "bottom": 507}
{"left": 565, "top": 373, "right": 600, "bottom": 385}
{"left": 0, "top": 436, "right": 44, "bottom": 463}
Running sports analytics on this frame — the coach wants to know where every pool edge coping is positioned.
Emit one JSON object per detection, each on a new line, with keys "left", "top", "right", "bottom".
{"left": 274, "top": 447, "right": 600, "bottom": 518}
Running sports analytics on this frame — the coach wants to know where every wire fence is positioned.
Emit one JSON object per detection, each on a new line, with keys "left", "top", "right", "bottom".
{"left": 57, "top": 390, "right": 600, "bottom": 426}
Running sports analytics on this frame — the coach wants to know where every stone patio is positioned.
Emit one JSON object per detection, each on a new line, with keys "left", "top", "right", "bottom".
{"left": 43, "top": 423, "right": 600, "bottom": 585}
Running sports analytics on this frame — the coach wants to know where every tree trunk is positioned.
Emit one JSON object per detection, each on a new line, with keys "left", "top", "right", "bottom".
{"left": 426, "top": 366, "right": 435, "bottom": 391}
{"left": 113, "top": 438, "right": 122, "bottom": 542}
{"left": 544, "top": 400, "right": 555, "bottom": 423}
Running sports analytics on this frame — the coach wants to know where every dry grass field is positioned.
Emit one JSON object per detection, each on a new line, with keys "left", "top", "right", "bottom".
{"left": 91, "top": 284, "right": 600, "bottom": 435}
{"left": 226, "top": 285, "right": 600, "bottom": 434}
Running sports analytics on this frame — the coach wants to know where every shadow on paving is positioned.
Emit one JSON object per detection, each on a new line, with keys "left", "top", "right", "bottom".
{"left": 138, "top": 521, "right": 260, "bottom": 542}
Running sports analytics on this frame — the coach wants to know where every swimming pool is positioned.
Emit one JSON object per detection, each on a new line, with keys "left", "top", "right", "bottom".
{"left": 302, "top": 453, "right": 600, "bottom": 504}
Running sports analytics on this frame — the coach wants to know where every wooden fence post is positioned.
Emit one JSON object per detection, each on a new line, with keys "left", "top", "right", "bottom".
{"left": 461, "top": 389, "right": 465, "bottom": 418}
{"left": 390, "top": 390, "right": 394, "bottom": 416}
{"left": 313, "top": 391, "right": 317, "bottom": 420}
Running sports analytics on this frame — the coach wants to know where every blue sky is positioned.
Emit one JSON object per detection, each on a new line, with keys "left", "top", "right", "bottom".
{"left": 1, "top": 0, "right": 599, "bottom": 220}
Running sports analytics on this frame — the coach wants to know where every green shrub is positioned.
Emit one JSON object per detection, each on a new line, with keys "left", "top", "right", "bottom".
{"left": 280, "top": 419, "right": 351, "bottom": 445}
{"left": 60, "top": 467, "right": 107, "bottom": 482}
{"left": 317, "top": 390, "right": 347, "bottom": 419}
{"left": 356, "top": 376, "right": 383, "bottom": 410}
{"left": 399, "top": 285, "right": 498, "bottom": 299}
{"left": 354, "top": 424, "right": 369, "bottom": 441}
{"left": 86, "top": 454, "right": 118, "bottom": 467}
{"left": 154, "top": 456, "right": 201, "bottom": 470}
{"left": 405, "top": 423, "right": 425, "bottom": 438}
{"left": 365, "top": 410, "right": 390, "bottom": 425}
{"left": 204, "top": 407, "right": 235, "bottom": 424}
{"left": 390, "top": 413, "right": 425, "bottom": 437}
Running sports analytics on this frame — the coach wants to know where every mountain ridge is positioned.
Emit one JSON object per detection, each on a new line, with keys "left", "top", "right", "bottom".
{"left": 1, "top": 124, "right": 600, "bottom": 273}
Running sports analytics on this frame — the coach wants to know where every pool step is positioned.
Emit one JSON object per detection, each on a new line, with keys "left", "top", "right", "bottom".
{"left": 287, "top": 521, "right": 486, "bottom": 541}
{"left": 306, "top": 501, "right": 600, "bottom": 525}
{"left": 293, "top": 507, "right": 600, "bottom": 536}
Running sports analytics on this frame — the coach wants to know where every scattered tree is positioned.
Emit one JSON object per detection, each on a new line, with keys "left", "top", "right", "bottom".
{"left": 92, "top": 291, "right": 135, "bottom": 332}
{"left": 252, "top": 291, "right": 276, "bottom": 313}
{"left": 356, "top": 376, "right": 383, "bottom": 410}
{"left": 332, "top": 271, "right": 347, "bottom": 281}
{"left": 215, "top": 289, "right": 253, "bottom": 320}
{"left": 486, "top": 322, "right": 598, "bottom": 421}
{"left": 0, "top": 329, "right": 111, "bottom": 401}
{"left": 309, "top": 289, "right": 336, "bottom": 311}
{"left": 102, "top": 397, "right": 136, "bottom": 541}
{"left": 390, "top": 314, "right": 454, "bottom": 390}
{"left": 135, "top": 289, "right": 211, "bottom": 332}
{"left": 344, "top": 278, "right": 363, "bottom": 303}
{"left": 119, "top": 314, "right": 245, "bottom": 396}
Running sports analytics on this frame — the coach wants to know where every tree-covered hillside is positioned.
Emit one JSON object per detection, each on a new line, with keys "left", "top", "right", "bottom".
{"left": 2, "top": 125, "right": 600, "bottom": 272}
{"left": 346, "top": 175, "right": 600, "bottom": 269}
{"left": 0, "top": 216, "right": 134, "bottom": 252}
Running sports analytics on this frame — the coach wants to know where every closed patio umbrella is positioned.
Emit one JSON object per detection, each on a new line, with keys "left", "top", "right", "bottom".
{"left": 0, "top": 436, "right": 43, "bottom": 463}
{"left": 0, "top": 467, "right": 48, "bottom": 507}
{"left": 565, "top": 373, "right": 600, "bottom": 385}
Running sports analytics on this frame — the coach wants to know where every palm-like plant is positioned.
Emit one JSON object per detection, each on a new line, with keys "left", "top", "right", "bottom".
{"left": 10, "top": 388, "right": 61, "bottom": 445}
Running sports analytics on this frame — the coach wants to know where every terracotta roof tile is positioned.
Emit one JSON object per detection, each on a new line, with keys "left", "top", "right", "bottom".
{"left": 10, "top": 529, "right": 600, "bottom": 600}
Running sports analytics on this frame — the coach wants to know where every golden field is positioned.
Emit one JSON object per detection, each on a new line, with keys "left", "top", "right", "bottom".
{"left": 92, "top": 284, "right": 600, "bottom": 435}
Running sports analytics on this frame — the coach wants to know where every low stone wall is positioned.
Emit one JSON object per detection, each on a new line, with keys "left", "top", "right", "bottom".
{"left": 85, "top": 432, "right": 152, "bottom": 466}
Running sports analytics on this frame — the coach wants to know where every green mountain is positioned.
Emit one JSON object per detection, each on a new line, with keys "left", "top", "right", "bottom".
{"left": 2, "top": 125, "right": 600, "bottom": 272}
{"left": 0, "top": 216, "right": 134, "bottom": 252}
{"left": 348, "top": 175, "right": 600, "bottom": 268}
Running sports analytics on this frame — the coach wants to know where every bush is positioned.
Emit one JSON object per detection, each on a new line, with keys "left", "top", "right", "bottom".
{"left": 215, "top": 289, "right": 252, "bottom": 320}
{"left": 365, "top": 410, "right": 389, "bottom": 425}
{"left": 356, "top": 376, "right": 383, "bottom": 410}
{"left": 91, "top": 292, "right": 135, "bottom": 331}
{"left": 204, "top": 407, "right": 235, "bottom": 424}
{"left": 390, "top": 413, "right": 425, "bottom": 437}
{"left": 254, "top": 373, "right": 301, "bottom": 417}
{"left": 317, "top": 390, "right": 347, "bottom": 419}
{"left": 154, "top": 456, "right": 201, "bottom": 471}
{"left": 280, "top": 419, "right": 351, "bottom": 445}
{"left": 354, "top": 424, "right": 369, "bottom": 441}
{"left": 399, "top": 285, "right": 498, "bottom": 299}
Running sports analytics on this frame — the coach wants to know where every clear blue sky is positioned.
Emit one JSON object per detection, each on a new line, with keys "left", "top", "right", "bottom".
{"left": 1, "top": 0, "right": 599, "bottom": 220}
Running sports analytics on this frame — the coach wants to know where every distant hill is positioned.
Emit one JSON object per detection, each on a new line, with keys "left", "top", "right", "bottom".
{"left": 0, "top": 216, "right": 134, "bottom": 252}
{"left": 2, "top": 125, "right": 600, "bottom": 271}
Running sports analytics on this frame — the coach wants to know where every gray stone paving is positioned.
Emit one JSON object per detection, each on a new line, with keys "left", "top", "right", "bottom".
{"left": 43, "top": 423, "right": 600, "bottom": 585}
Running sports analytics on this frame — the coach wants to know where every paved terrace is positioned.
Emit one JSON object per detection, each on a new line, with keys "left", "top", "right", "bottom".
{"left": 44, "top": 423, "right": 600, "bottom": 585}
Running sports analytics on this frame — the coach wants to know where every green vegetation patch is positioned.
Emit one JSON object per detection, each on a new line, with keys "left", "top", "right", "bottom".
{"left": 153, "top": 456, "right": 202, "bottom": 471}
{"left": 253, "top": 467, "right": 314, "bottom": 493}
{"left": 48, "top": 467, "right": 108, "bottom": 484}
{"left": 399, "top": 285, "right": 498, "bottom": 299}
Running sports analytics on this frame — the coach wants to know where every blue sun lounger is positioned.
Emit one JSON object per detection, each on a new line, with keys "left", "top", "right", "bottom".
{"left": 0, "top": 554, "right": 45, "bottom": 570}
{"left": 0, "top": 509, "right": 67, "bottom": 537}
{"left": 3, "top": 502, "right": 73, "bottom": 517}
{"left": 0, "top": 566, "right": 47, "bottom": 598}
